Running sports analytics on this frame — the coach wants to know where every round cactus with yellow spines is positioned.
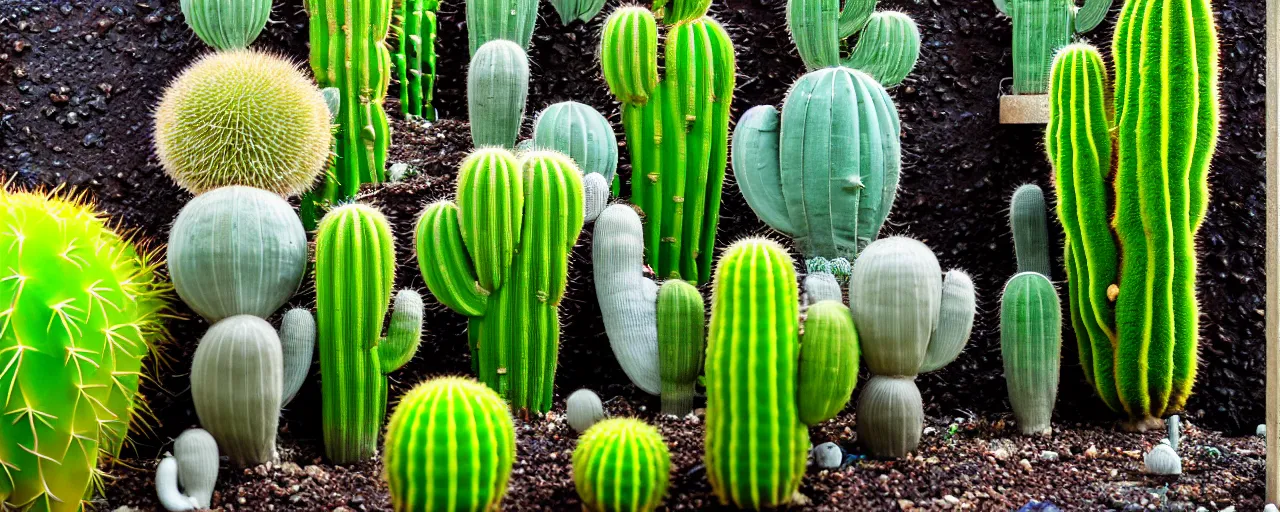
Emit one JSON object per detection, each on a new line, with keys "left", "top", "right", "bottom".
{"left": 572, "top": 418, "right": 671, "bottom": 512}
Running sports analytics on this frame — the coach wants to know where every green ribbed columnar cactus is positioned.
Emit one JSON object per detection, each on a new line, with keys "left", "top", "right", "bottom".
{"left": 532, "top": 102, "right": 619, "bottom": 194}
{"left": 468, "top": 40, "right": 531, "bottom": 149}
{"left": 798, "top": 301, "right": 859, "bottom": 425}
{"left": 656, "top": 280, "right": 705, "bottom": 416}
{"left": 786, "top": 0, "right": 920, "bottom": 86}
{"left": 383, "top": 377, "right": 516, "bottom": 512}
{"left": 304, "top": 0, "right": 393, "bottom": 219}
{"left": 466, "top": 0, "right": 538, "bottom": 55}
{"left": 1001, "top": 272, "right": 1062, "bottom": 435}
{"left": 850, "top": 237, "right": 976, "bottom": 458}
{"left": 416, "top": 149, "right": 584, "bottom": 413}
{"left": 393, "top": 0, "right": 439, "bottom": 119}
{"left": 995, "top": 0, "right": 1114, "bottom": 95}
{"left": 1010, "top": 184, "right": 1051, "bottom": 277}
{"left": 1045, "top": 0, "right": 1219, "bottom": 429}
{"left": 0, "top": 190, "right": 169, "bottom": 512}
{"left": 180, "top": 0, "right": 270, "bottom": 50}
{"left": 733, "top": 67, "right": 901, "bottom": 261}
{"left": 315, "top": 204, "right": 425, "bottom": 463}
{"left": 572, "top": 418, "right": 671, "bottom": 512}
{"left": 600, "top": 3, "right": 736, "bottom": 284}
{"left": 705, "top": 238, "right": 856, "bottom": 508}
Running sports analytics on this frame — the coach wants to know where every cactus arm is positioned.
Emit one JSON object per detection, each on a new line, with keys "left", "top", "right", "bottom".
{"left": 1073, "top": 0, "right": 1114, "bottom": 34}
{"left": 155, "top": 457, "right": 198, "bottom": 512}
{"left": 378, "top": 290, "right": 425, "bottom": 373}
{"left": 279, "top": 309, "right": 317, "bottom": 407}
{"left": 842, "top": 12, "right": 920, "bottom": 87}
{"left": 668, "top": 20, "right": 714, "bottom": 280}
{"left": 1010, "top": 184, "right": 1052, "bottom": 277}
{"left": 593, "top": 205, "right": 663, "bottom": 395}
{"left": 415, "top": 201, "right": 490, "bottom": 317}
{"left": 657, "top": 280, "right": 705, "bottom": 415}
{"left": 456, "top": 149, "right": 525, "bottom": 292}
{"left": 837, "top": 0, "right": 875, "bottom": 38}
{"left": 732, "top": 105, "right": 794, "bottom": 235}
{"left": 920, "top": 270, "right": 977, "bottom": 373}
{"left": 787, "top": 0, "right": 841, "bottom": 71}
{"left": 697, "top": 20, "right": 736, "bottom": 283}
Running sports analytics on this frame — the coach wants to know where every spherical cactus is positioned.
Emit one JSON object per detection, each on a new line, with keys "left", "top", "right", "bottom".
{"left": 383, "top": 377, "right": 516, "bottom": 512}
{"left": 855, "top": 375, "right": 924, "bottom": 459}
{"left": 0, "top": 189, "right": 169, "bottom": 512}
{"left": 567, "top": 388, "right": 607, "bottom": 433}
{"left": 797, "top": 300, "right": 859, "bottom": 425}
{"left": 180, "top": 0, "right": 271, "bottom": 50}
{"left": 531, "top": 102, "right": 618, "bottom": 186}
{"left": 467, "top": 40, "right": 530, "bottom": 149}
{"left": 572, "top": 418, "right": 671, "bottom": 512}
{"left": 849, "top": 237, "right": 942, "bottom": 376}
{"left": 168, "top": 186, "right": 308, "bottom": 322}
{"left": 154, "top": 49, "right": 331, "bottom": 196}
{"left": 190, "top": 315, "right": 283, "bottom": 466}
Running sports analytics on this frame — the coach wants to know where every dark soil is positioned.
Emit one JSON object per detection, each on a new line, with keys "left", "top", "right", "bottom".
{"left": 0, "top": 0, "right": 1269, "bottom": 509}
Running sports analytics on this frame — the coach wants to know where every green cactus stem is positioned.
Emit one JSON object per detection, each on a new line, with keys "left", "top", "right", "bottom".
{"left": 1001, "top": 272, "right": 1062, "bottom": 435}
{"left": 572, "top": 418, "right": 671, "bottom": 512}
{"left": 797, "top": 300, "right": 859, "bottom": 425}
{"left": 468, "top": 40, "right": 531, "bottom": 149}
{"left": 180, "top": 0, "right": 270, "bottom": 50}
{"left": 995, "top": 0, "right": 1115, "bottom": 95}
{"left": 1010, "top": 184, "right": 1052, "bottom": 277}
{"left": 466, "top": 0, "right": 538, "bottom": 55}
{"left": 786, "top": 0, "right": 921, "bottom": 86}
{"left": 393, "top": 0, "right": 439, "bottom": 119}
{"left": 657, "top": 280, "right": 705, "bottom": 416}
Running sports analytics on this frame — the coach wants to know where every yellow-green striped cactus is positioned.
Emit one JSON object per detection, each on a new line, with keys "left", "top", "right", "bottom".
{"left": 383, "top": 377, "right": 515, "bottom": 512}
{"left": 572, "top": 418, "right": 671, "bottom": 512}
{"left": 1045, "top": 0, "right": 1219, "bottom": 430}
{"left": 0, "top": 190, "right": 170, "bottom": 512}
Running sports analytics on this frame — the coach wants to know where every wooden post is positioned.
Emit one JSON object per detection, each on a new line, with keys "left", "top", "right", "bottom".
{"left": 1267, "top": 0, "right": 1278, "bottom": 501}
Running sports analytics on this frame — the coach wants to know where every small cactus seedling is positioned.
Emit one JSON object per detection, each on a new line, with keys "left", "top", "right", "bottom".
{"left": 383, "top": 377, "right": 516, "bottom": 512}
{"left": 155, "top": 428, "right": 220, "bottom": 511}
{"left": 0, "top": 189, "right": 170, "bottom": 512}
{"left": 180, "top": 0, "right": 270, "bottom": 50}
{"left": 786, "top": 0, "right": 921, "bottom": 86}
{"left": 573, "top": 418, "right": 671, "bottom": 512}
{"left": 466, "top": 0, "right": 538, "bottom": 55}
{"left": 1000, "top": 272, "right": 1061, "bottom": 435}
{"left": 168, "top": 186, "right": 308, "bottom": 323}
{"left": 532, "top": 102, "right": 619, "bottom": 194}
{"left": 393, "top": 0, "right": 439, "bottom": 119}
{"left": 468, "top": 40, "right": 531, "bottom": 149}
{"left": 315, "top": 204, "right": 424, "bottom": 463}
{"left": 1010, "top": 184, "right": 1052, "bottom": 276}
{"left": 567, "top": 389, "right": 607, "bottom": 433}
{"left": 154, "top": 50, "right": 331, "bottom": 197}
{"left": 995, "top": 0, "right": 1114, "bottom": 95}
{"left": 549, "top": 0, "right": 606, "bottom": 24}
{"left": 416, "top": 149, "right": 583, "bottom": 413}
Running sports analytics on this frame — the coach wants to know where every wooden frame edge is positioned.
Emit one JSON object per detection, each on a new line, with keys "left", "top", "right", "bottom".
{"left": 1266, "top": 0, "right": 1278, "bottom": 501}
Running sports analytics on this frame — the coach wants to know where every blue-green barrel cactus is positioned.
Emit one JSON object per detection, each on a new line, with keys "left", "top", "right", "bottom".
{"left": 468, "top": 40, "right": 531, "bottom": 149}
{"left": 383, "top": 377, "right": 516, "bottom": 512}
{"left": 168, "top": 186, "right": 308, "bottom": 323}
{"left": 733, "top": 67, "right": 901, "bottom": 261}
{"left": 572, "top": 418, "right": 671, "bottom": 512}
{"left": 549, "top": 0, "right": 607, "bottom": 24}
{"left": 1001, "top": 272, "right": 1062, "bottom": 435}
{"left": 315, "top": 204, "right": 424, "bottom": 463}
{"left": 416, "top": 149, "right": 584, "bottom": 413}
{"left": 786, "top": 0, "right": 920, "bottom": 86}
{"left": 393, "top": 0, "right": 439, "bottom": 119}
{"left": 0, "top": 190, "right": 170, "bottom": 512}
{"left": 1046, "top": 0, "right": 1218, "bottom": 429}
{"left": 180, "top": 0, "right": 271, "bottom": 50}
{"left": 1010, "top": 184, "right": 1052, "bottom": 276}
{"left": 466, "top": 0, "right": 538, "bottom": 55}
{"left": 995, "top": 0, "right": 1114, "bottom": 94}
{"left": 532, "top": 102, "right": 619, "bottom": 194}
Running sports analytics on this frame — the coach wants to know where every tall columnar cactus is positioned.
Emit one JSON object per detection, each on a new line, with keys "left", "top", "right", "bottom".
{"left": 1001, "top": 272, "right": 1062, "bottom": 435}
{"left": 180, "top": 0, "right": 270, "bottom": 50}
{"left": 0, "top": 190, "right": 169, "bottom": 512}
{"left": 305, "top": 0, "right": 393, "bottom": 214}
{"left": 315, "top": 204, "right": 425, "bottom": 462}
{"left": 155, "top": 428, "right": 220, "bottom": 511}
{"left": 393, "top": 0, "right": 439, "bottom": 119}
{"left": 1046, "top": 0, "right": 1219, "bottom": 428}
{"left": 168, "top": 186, "right": 308, "bottom": 323}
{"left": 733, "top": 67, "right": 901, "bottom": 261}
{"left": 466, "top": 0, "right": 538, "bottom": 55}
{"left": 532, "top": 102, "right": 619, "bottom": 194}
{"left": 995, "top": 0, "right": 1114, "bottom": 95}
{"left": 705, "top": 238, "right": 857, "bottom": 508}
{"left": 786, "top": 0, "right": 921, "bottom": 86}
{"left": 849, "top": 237, "right": 976, "bottom": 458}
{"left": 1010, "top": 184, "right": 1052, "bottom": 277}
{"left": 572, "top": 418, "right": 671, "bottom": 512}
{"left": 600, "top": 3, "right": 736, "bottom": 284}
{"left": 416, "top": 149, "right": 584, "bottom": 413}
{"left": 383, "top": 377, "right": 516, "bottom": 512}
{"left": 656, "top": 280, "right": 705, "bottom": 416}
{"left": 468, "top": 40, "right": 531, "bottom": 149}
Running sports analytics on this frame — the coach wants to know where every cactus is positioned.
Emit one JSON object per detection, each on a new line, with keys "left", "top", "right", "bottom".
{"left": 155, "top": 428, "right": 220, "bottom": 511}
{"left": 468, "top": 40, "right": 531, "bottom": 149}
{"left": 466, "top": 0, "right": 538, "bottom": 55}
{"left": 798, "top": 301, "right": 859, "bottom": 425}
{"left": 849, "top": 237, "right": 976, "bottom": 457}
{"left": 304, "top": 0, "right": 394, "bottom": 214}
{"left": 155, "top": 50, "right": 331, "bottom": 197}
{"left": 994, "top": 0, "right": 1114, "bottom": 95}
{"left": 168, "top": 186, "right": 308, "bottom": 323}
{"left": 383, "top": 377, "right": 516, "bottom": 512}
{"left": 600, "top": 4, "right": 735, "bottom": 284}
{"left": 0, "top": 190, "right": 169, "bottom": 512}
{"left": 1000, "top": 272, "right": 1061, "bottom": 435}
{"left": 191, "top": 314, "right": 315, "bottom": 466}
{"left": 549, "top": 0, "right": 607, "bottom": 24}
{"left": 567, "top": 389, "right": 608, "bottom": 433}
{"left": 591, "top": 205, "right": 661, "bottom": 395}
{"left": 532, "top": 102, "right": 619, "bottom": 192}
{"left": 582, "top": 173, "right": 610, "bottom": 223}
{"left": 392, "top": 0, "right": 439, "bottom": 119}
{"left": 1168, "top": 415, "right": 1181, "bottom": 452}
{"left": 572, "top": 418, "right": 671, "bottom": 512}
{"left": 1045, "top": 0, "right": 1219, "bottom": 428}
{"left": 416, "top": 150, "right": 583, "bottom": 413}
{"left": 279, "top": 308, "right": 317, "bottom": 406}
{"left": 657, "top": 280, "right": 705, "bottom": 416}
{"left": 1010, "top": 184, "right": 1052, "bottom": 276}
{"left": 315, "top": 204, "right": 424, "bottom": 462}
{"left": 705, "top": 238, "right": 856, "bottom": 508}
{"left": 180, "top": 0, "right": 270, "bottom": 50}
{"left": 786, "top": 0, "right": 921, "bottom": 86}
{"left": 733, "top": 67, "right": 901, "bottom": 261}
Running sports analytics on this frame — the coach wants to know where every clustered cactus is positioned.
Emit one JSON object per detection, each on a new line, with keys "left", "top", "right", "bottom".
{"left": 995, "top": 0, "right": 1114, "bottom": 95}
{"left": 572, "top": 418, "right": 671, "bottom": 512}
{"left": 180, "top": 0, "right": 271, "bottom": 50}
{"left": 393, "top": 0, "right": 440, "bottom": 119}
{"left": 1046, "top": 0, "right": 1219, "bottom": 429}
{"left": 600, "top": 1, "right": 736, "bottom": 284}
{"left": 155, "top": 428, "right": 220, "bottom": 511}
{"left": 786, "top": 0, "right": 921, "bottom": 86}
{"left": 468, "top": 40, "right": 531, "bottom": 148}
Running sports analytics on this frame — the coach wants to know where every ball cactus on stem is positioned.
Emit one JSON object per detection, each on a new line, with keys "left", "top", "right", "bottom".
{"left": 786, "top": 0, "right": 921, "bottom": 86}
{"left": 994, "top": 0, "right": 1114, "bottom": 95}
{"left": 1045, "top": 0, "right": 1219, "bottom": 429}
{"left": 531, "top": 102, "right": 619, "bottom": 195}
{"left": 392, "top": 0, "right": 439, "bottom": 119}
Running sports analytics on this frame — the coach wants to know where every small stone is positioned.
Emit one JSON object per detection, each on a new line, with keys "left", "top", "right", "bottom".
{"left": 1084, "top": 446, "right": 1099, "bottom": 458}
{"left": 1040, "top": 450, "right": 1059, "bottom": 462}
{"left": 388, "top": 162, "right": 409, "bottom": 182}
{"left": 1018, "top": 458, "right": 1033, "bottom": 472}
{"left": 1258, "top": 424, "right": 1267, "bottom": 438}
{"left": 991, "top": 448, "right": 1010, "bottom": 460}
{"left": 898, "top": 499, "right": 915, "bottom": 510}
{"left": 811, "top": 442, "right": 842, "bottom": 469}
{"left": 944, "top": 495, "right": 961, "bottom": 505}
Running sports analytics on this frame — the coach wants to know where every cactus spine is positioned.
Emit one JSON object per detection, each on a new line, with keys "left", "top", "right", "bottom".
{"left": 733, "top": 67, "right": 901, "bottom": 261}
{"left": 600, "top": 4, "right": 736, "bottom": 284}
{"left": 180, "top": 0, "right": 270, "bottom": 50}
{"left": 657, "top": 280, "right": 705, "bottom": 416}
{"left": 416, "top": 150, "right": 584, "bottom": 413}
{"left": 468, "top": 40, "right": 531, "bottom": 149}
{"left": 572, "top": 418, "right": 671, "bottom": 512}
{"left": 393, "top": 0, "right": 439, "bottom": 119}
{"left": 0, "top": 190, "right": 170, "bottom": 512}
{"left": 466, "top": 0, "right": 538, "bottom": 55}
{"left": 532, "top": 102, "right": 619, "bottom": 193}
{"left": 995, "top": 0, "right": 1114, "bottom": 94}
{"left": 1046, "top": 0, "right": 1219, "bottom": 428}
{"left": 849, "top": 237, "right": 976, "bottom": 457}
{"left": 1000, "top": 272, "right": 1061, "bottom": 435}
{"left": 383, "top": 377, "right": 516, "bottom": 512}
{"left": 315, "top": 204, "right": 424, "bottom": 462}
{"left": 1010, "top": 184, "right": 1052, "bottom": 277}
{"left": 155, "top": 428, "right": 220, "bottom": 511}
{"left": 786, "top": 0, "right": 920, "bottom": 86}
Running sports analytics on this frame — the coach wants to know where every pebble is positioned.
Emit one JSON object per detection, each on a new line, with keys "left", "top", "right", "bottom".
{"left": 991, "top": 447, "right": 1010, "bottom": 460}
{"left": 898, "top": 499, "right": 915, "bottom": 510}
{"left": 811, "top": 442, "right": 842, "bottom": 469}
{"left": 1018, "top": 458, "right": 1033, "bottom": 472}
{"left": 1040, "top": 450, "right": 1059, "bottom": 462}
{"left": 1258, "top": 424, "right": 1266, "bottom": 438}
